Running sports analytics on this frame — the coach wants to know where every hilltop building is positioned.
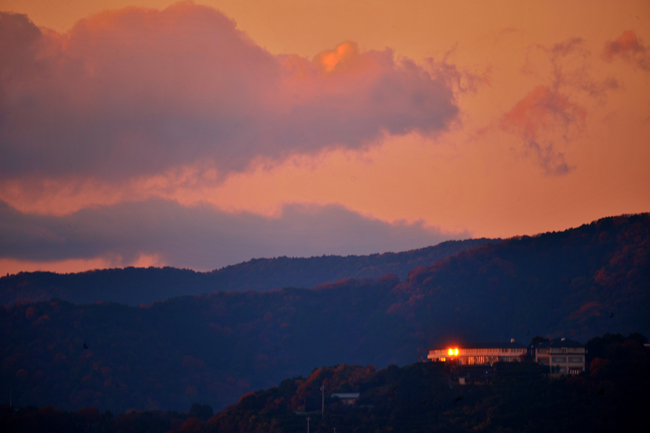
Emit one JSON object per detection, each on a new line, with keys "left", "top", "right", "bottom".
{"left": 533, "top": 338, "right": 586, "bottom": 374}
{"left": 427, "top": 337, "right": 587, "bottom": 375}
{"left": 427, "top": 340, "right": 527, "bottom": 365}
{"left": 330, "top": 393, "right": 360, "bottom": 405}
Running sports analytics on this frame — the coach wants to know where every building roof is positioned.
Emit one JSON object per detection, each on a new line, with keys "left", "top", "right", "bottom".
{"left": 429, "top": 342, "right": 527, "bottom": 350}
{"left": 535, "top": 338, "right": 583, "bottom": 348}
{"left": 331, "top": 393, "right": 360, "bottom": 399}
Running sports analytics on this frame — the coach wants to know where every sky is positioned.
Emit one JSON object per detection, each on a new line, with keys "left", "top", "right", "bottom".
{"left": 1, "top": 0, "right": 649, "bottom": 275}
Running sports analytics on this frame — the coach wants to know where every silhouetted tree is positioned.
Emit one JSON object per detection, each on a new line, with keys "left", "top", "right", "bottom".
{"left": 529, "top": 335, "right": 549, "bottom": 346}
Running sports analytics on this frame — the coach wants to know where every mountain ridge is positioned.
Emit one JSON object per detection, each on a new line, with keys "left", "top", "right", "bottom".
{"left": 0, "top": 238, "right": 496, "bottom": 306}
{"left": 1, "top": 213, "right": 648, "bottom": 412}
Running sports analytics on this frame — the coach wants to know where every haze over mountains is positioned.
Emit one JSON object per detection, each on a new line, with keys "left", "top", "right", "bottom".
{"left": 1, "top": 213, "right": 648, "bottom": 412}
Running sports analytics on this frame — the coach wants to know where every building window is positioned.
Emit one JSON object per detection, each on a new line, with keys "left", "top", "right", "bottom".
{"left": 538, "top": 357, "right": 549, "bottom": 364}
{"left": 551, "top": 357, "right": 567, "bottom": 363}
{"left": 568, "top": 357, "right": 583, "bottom": 363}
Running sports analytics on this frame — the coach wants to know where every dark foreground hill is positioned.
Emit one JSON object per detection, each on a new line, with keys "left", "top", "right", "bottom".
{"left": 1, "top": 214, "right": 649, "bottom": 413}
{"left": 203, "top": 333, "right": 650, "bottom": 433}
{"left": 2, "top": 333, "right": 648, "bottom": 433}
{"left": 0, "top": 238, "right": 494, "bottom": 306}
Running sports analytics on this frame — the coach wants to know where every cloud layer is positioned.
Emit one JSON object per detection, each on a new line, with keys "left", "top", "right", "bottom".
{"left": 0, "top": 199, "right": 463, "bottom": 270}
{"left": 1, "top": 2, "right": 648, "bottom": 275}
{"left": 0, "top": 2, "right": 458, "bottom": 183}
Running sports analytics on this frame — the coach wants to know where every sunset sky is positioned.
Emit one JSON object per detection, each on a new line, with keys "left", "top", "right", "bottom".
{"left": 1, "top": 0, "right": 649, "bottom": 275}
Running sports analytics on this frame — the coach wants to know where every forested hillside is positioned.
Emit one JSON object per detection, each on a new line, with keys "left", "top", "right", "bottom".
{"left": 1, "top": 277, "right": 404, "bottom": 412}
{"left": 0, "top": 239, "right": 494, "bottom": 306}
{"left": 2, "top": 333, "right": 648, "bottom": 433}
{"left": 1, "top": 214, "right": 648, "bottom": 413}
{"left": 390, "top": 213, "right": 650, "bottom": 352}
{"left": 203, "top": 333, "right": 649, "bottom": 433}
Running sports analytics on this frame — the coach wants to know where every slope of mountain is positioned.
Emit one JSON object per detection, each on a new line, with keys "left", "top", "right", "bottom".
{"left": 0, "top": 238, "right": 495, "bottom": 306}
{"left": 2, "top": 333, "right": 648, "bottom": 433}
{"left": 0, "top": 214, "right": 648, "bottom": 412}
{"left": 390, "top": 212, "right": 650, "bottom": 351}
{"left": 205, "top": 333, "right": 648, "bottom": 433}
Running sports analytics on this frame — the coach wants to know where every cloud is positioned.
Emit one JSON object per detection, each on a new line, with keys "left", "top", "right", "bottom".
{"left": 499, "top": 37, "right": 621, "bottom": 176}
{"left": 603, "top": 31, "right": 650, "bottom": 71}
{"left": 500, "top": 86, "right": 585, "bottom": 175}
{"left": 524, "top": 38, "right": 619, "bottom": 99}
{"left": 0, "top": 199, "right": 465, "bottom": 271}
{"left": 0, "top": 2, "right": 459, "bottom": 183}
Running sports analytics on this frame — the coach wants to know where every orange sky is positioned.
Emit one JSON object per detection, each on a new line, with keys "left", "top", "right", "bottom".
{"left": 1, "top": 0, "right": 649, "bottom": 274}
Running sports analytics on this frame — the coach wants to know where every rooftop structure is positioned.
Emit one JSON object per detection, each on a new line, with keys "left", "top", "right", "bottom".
{"left": 533, "top": 338, "right": 586, "bottom": 375}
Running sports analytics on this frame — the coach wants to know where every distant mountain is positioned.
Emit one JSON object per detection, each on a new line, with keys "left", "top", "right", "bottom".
{"left": 1, "top": 214, "right": 648, "bottom": 413}
{"left": 0, "top": 238, "right": 495, "bottom": 306}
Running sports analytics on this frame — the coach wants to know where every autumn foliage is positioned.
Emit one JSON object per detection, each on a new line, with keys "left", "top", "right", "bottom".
{"left": 0, "top": 214, "right": 648, "bottom": 413}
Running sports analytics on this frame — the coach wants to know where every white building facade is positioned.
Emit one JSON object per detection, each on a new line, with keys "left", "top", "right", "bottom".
{"left": 427, "top": 341, "right": 527, "bottom": 365}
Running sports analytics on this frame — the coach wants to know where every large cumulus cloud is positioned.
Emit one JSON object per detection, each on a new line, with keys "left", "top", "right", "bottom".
{"left": 0, "top": 199, "right": 464, "bottom": 270}
{"left": 0, "top": 2, "right": 459, "bottom": 182}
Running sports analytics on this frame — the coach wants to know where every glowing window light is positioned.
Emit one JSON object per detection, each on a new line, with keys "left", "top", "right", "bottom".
{"left": 447, "top": 348, "right": 460, "bottom": 356}
{"left": 454, "top": 348, "right": 459, "bottom": 356}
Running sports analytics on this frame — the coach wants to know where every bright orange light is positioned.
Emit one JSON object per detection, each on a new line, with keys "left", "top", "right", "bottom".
{"left": 448, "top": 348, "right": 453, "bottom": 356}
{"left": 454, "top": 348, "right": 459, "bottom": 356}
{"left": 447, "top": 348, "right": 460, "bottom": 356}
